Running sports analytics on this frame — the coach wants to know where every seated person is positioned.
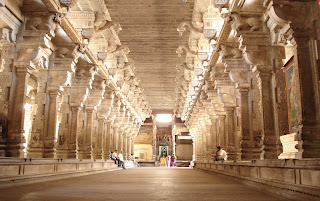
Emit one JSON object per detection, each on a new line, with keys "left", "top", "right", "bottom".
{"left": 215, "top": 146, "right": 227, "bottom": 161}
{"left": 110, "top": 151, "right": 116, "bottom": 164}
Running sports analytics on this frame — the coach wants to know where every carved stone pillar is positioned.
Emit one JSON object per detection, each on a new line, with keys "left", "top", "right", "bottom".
{"left": 6, "top": 68, "right": 30, "bottom": 157}
{"left": 152, "top": 117, "right": 157, "bottom": 160}
{"left": 217, "top": 115, "right": 226, "bottom": 149}
{"left": 131, "top": 136, "right": 135, "bottom": 155}
{"left": 254, "top": 68, "right": 277, "bottom": 159}
{"left": 238, "top": 88, "right": 252, "bottom": 160}
{"left": 27, "top": 70, "right": 47, "bottom": 158}
{"left": 293, "top": 34, "right": 320, "bottom": 158}
{"left": 209, "top": 115, "right": 218, "bottom": 159}
{"left": 103, "top": 121, "right": 113, "bottom": 159}
{"left": 55, "top": 87, "right": 71, "bottom": 159}
{"left": 43, "top": 90, "right": 60, "bottom": 158}
{"left": 127, "top": 135, "right": 132, "bottom": 156}
{"left": 225, "top": 106, "right": 236, "bottom": 160}
{"left": 78, "top": 108, "right": 94, "bottom": 159}
{"left": 69, "top": 105, "right": 81, "bottom": 158}
{"left": 93, "top": 118, "right": 104, "bottom": 160}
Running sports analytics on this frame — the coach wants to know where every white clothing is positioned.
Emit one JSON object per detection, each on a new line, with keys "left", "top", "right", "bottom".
{"left": 119, "top": 153, "right": 124, "bottom": 161}
{"left": 216, "top": 149, "right": 227, "bottom": 160}
{"left": 113, "top": 152, "right": 118, "bottom": 158}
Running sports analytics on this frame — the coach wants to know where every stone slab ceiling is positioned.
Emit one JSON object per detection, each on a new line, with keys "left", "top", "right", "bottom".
{"left": 106, "top": 0, "right": 195, "bottom": 112}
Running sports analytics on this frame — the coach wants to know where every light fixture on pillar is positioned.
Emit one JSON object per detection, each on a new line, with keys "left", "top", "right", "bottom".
{"left": 198, "top": 52, "right": 208, "bottom": 62}
{"left": 213, "top": 0, "right": 229, "bottom": 11}
{"left": 191, "top": 79, "right": 199, "bottom": 87}
{"left": 194, "top": 67, "right": 204, "bottom": 76}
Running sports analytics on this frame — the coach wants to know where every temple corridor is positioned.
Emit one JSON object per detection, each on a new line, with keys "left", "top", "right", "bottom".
{"left": 0, "top": 0, "right": 319, "bottom": 200}
{"left": 0, "top": 168, "right": 287, "bottom": 201}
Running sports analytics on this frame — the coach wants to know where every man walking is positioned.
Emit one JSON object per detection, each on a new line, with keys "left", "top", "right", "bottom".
{"left": 119, "top": 151, "right": 125, "bottom": 169}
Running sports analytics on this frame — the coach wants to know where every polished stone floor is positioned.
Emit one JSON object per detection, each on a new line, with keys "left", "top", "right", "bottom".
{"left": 0, "top": 167, "right": 287, "bottom": 201}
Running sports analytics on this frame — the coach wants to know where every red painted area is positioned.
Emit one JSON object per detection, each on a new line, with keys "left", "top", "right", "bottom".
{"left": 318, "top": 0, "right": 320, "bottom": 7}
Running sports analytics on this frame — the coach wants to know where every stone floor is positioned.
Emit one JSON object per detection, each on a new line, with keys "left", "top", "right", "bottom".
{"left": 0, "top": 167, "right": 288, "bottom": 201}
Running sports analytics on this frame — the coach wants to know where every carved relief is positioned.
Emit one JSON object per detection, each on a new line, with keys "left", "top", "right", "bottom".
{"left": 222, "top": 12, "right": 261, "bottom": 36}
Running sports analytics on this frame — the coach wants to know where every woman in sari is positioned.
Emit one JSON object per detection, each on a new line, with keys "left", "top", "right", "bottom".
{"left": 166, "top": 155, "right": 171, "bottom": 167}
{"left": 171, "top": 154, "right": 177, "bottom": 167}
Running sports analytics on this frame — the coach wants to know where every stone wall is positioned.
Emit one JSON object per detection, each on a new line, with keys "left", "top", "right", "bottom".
{"left": 176, "top": 144, "right": 193, "bottom": 160}
{"left": 134, "top": 144, "right": 153, "bottom": 161}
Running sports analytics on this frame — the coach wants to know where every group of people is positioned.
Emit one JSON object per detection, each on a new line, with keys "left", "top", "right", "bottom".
{"left": 110, "top": 150, "right": 125, "bottom": 169}
{"left": 110, "top": 151, "right": 139, "bottom": 169}
{"left": 161, "top": 154, "right": 177, "bottom": 167}
{"left": 110, "top": 146, "right": 226, "bottom": 169}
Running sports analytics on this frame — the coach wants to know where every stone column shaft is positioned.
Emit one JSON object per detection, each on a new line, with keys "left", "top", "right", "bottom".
{"left": 103, "top": 121, "right": 112, "bottom": 159}
{"left": 44, "top": 91, "right": 60, "bottom": 158}
{"left": 7, "top": 68, "right": 29, "bottom": 157}
{"left": 69, "top": 106, "right": 81, "bottom": 158}
{"left": 256, "top": 70, "right": 277, "bottom": 159}
{"left": 217, "top": 115, "right": 226, "bottom": 149}
{"left": 239, "top": 88, "right": 252, "bottom": 160}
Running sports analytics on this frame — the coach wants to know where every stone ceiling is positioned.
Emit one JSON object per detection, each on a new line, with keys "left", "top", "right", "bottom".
{"left": 106, "top": 0, "right": 195, "bottom": 112}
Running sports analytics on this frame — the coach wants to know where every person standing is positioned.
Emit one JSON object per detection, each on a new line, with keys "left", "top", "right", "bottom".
{"left": 171, "top": 154, "right": 177, "bottom": 167}
{"left": 215, "top": 146, "right": 227, "bottom": 161}
{"left": 166, "top": 155, "right": 171, "bottom": 167}
{"left": 119, "top": 151, "right": 125, "bottom": 169}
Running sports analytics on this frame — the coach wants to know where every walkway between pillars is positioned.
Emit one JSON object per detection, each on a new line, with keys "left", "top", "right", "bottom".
{"left": 0, "top": 167, "right": 288, "bottom": 201}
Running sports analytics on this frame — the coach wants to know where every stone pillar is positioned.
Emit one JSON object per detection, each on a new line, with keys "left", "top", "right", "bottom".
{"left": 131, "top": 136, "right": 135, "bottom": 155}
{"left": 209, "top": 116, "right": 218, "bottom": 159}
{"left": 123, "top": 131, "right": 127, "bottom": 160}
{"left": 254, "top": 68, "right": 277, "bottom": 159}
{"left": 266, "top": 0, "right": 320, "bottom": 159}
{"left": 204, "top": 120, "right": 212, "bottom": 159}
{"left": 293, "top": 34, "right": 320, "bottom": 158}
{"left": 113, "top": 126, "right": 120, "bottom": 151}
{"left": 238, "top": 88, "right": 252, "bottom": 160}
{"left": 225, "top": 107, "right": 236, "bottom": 160}
{"left": 78, "top": 109, "right": 94, "bottom": 159}
{"left": 119, "top": 130, "right": 123, "bottom": 153}
{"left": 27, "top": 71, "right": 47, "bottom": 158}
{"left": 93, "top": 118, "right": 104, "bottom": 159}
{"left": 68, "top": 105, "right": 81, "bottom": 158}
{"left": 6, "top": 68, "right": 30, "bottom": 157}
{"left": 44, "top": 90, "right": 60, "bottom": 158}
{"left": 217, "top": 115, "right": 226, "bottom": 149}
{"left": 152, "top": 118, "right": 157, "bottom": 160}
{"left": 55, "top": 88, "right": 71, "bottom": 159}
{"left": 127, "top": 134, "right": 132, "bottom": 156}
{"left": 103, "top": 121, "right": 113, "bottom": 159}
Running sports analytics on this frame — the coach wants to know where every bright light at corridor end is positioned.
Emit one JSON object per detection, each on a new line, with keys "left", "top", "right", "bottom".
{"left": 156, "top": 114, "right": 172, "bottom": 123}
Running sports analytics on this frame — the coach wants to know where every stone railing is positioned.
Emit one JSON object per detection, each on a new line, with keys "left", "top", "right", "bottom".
{"left": 195, "top": 159, "right": 320, "bottom": 201}
{"left": 0, "top": 158, "right": 120, "bottom": 187}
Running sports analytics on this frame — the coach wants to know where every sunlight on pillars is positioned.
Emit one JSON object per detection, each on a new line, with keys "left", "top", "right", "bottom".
{"left": 23, "top": 103, "right": 33, "bottom": 157}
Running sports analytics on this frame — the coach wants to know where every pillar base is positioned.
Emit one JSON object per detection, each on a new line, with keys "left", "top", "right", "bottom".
{"left": 278, "top": 133, "right": 303, "bottom": 159}
{"left": 27, "top": 147, "right": 44, "bottom": 158}
{"left": 77, "top": 147, "right": 92, "bottom": 159}
{"left": 92, "top": 152, "right": 102, "bottom": 160}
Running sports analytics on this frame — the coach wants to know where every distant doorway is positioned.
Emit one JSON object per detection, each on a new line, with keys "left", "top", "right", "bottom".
{"left": 159, "top": 146, "right": 169, "bottom": 158}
